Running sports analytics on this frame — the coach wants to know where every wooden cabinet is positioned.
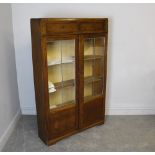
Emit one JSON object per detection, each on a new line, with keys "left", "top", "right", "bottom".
{"left": 31, "top": 18, "right": 108, "bottom": 145}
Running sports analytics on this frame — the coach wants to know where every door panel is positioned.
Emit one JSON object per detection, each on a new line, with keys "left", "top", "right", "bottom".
{"left": 46, "top": 35, "right": 79, "bottom": 139}
{"left": 83, "top": 96, "right": 105, "bottom": 127}
{"left": 49, "top": 106, "right": 76, "bottom": 139}
{"left": 79, "top": 34, "right": 107, "bottom": 128}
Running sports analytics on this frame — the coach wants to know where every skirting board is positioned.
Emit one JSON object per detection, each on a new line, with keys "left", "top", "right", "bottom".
{"left": 22, "top": 106, "right": 155, "bottom": 115}
{"left": 0, "top": 110, "right": 21, "bottom": 151}
{"left": 106, "top": 107, "right": 155, "bottom": 115}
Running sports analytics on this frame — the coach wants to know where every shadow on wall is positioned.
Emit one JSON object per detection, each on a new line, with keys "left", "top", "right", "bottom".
{"left": 105, "top": 17, "right": 113, "bottom": 115}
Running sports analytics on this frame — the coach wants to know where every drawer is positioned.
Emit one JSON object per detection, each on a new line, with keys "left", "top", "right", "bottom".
{"left": 46, "top": 23, "right": 78, "bottom": 34}
{"left": 79, "top": 22, "right": 107, "bottom": 33}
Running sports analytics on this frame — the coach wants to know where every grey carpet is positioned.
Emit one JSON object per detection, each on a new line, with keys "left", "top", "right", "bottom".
{"left": 2, "top": 115, "right": 155, "bottom": 152}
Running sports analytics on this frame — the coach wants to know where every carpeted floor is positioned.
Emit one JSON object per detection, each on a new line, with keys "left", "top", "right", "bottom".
{"left": 2, "top": 115, "right": 155, "bottom": 152}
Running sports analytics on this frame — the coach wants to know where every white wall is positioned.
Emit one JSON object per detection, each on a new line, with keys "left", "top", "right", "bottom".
{"left": 12, "top": 3, "right": 155, "bottom": 115}
{"left": 0, "top": 4, "right": 20, "bottom": 150}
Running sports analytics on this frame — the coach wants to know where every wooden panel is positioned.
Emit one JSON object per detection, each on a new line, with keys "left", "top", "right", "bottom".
{"left": 82, "top": 95, "right": 105, "bottom": 128}
{"left": 31, "top": 19, "right": 49, "bottom": 144}
{"left": 46, "top": 23, "right": 78, "bottom": 34}
{"left": 79, "top": 33, "right": 107, "bottom": 129}
{"left": 49, "top": 105, "right": 78, "bottom": 139}
{"left": 79, "top": 22, "right": 107, "bottom": 33}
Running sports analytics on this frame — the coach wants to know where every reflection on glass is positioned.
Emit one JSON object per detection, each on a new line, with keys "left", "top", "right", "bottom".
{"left": 84, "top": 37, "right": 105, "bottom": 102}
{"left": 47, "top": 39, "right": 76, "bottom": 109}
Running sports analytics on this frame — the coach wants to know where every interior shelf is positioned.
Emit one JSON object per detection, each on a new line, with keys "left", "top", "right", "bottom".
{"left": 48, "top": 55, "right": 103, "bottom": 66}
{"left": 48, "top": 57, "right": 75, "bottom": 66}
{"left": 84, "top": 55, "right": 103, "bottom": 60}
{"left": 84, "top": 94, "right": 101, "bottom": 102}
{"left": 50, "top": 100, "right": 75, "bottom": 109}
{"left": 84, "top": 76, "right": 103, "bottom": 84}
{"left": 49, "top": 76, "right": 103, "bottom": 93}
{"left": 54, "top": 79, "right": 75, "bottom": 89}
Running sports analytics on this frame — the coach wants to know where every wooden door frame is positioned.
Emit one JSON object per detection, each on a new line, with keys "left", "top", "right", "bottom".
{"left": 79, "top": 32, "right": 108, "bottom": 128}
{"left": 41, "top": 34, "right": 80, "bottom": 134}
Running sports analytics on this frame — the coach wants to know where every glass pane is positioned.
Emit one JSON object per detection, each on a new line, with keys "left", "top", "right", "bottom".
{"left": 94, "top": 58, "right": 104, "bottom": 77}
{"left": 93, "top": 79, "right": 103, "bottom": 96}
{"left": 61, "top": 40, "right": 75, "bottom": 58}
{"left": 95, "top": 37, "right": 105, "bottom": 56}
{"left": 62, "top": 86, "right": 75, "bottom": 106}
{"left": 61, "top": 40, "right": 75, "bottom": 105}
{"left": 47, "top": 39, "right": 76, "bottom": 109}
{"left": 61, "top": 40, "right": 75, "bottom": 82}
{"left": 49, "top": 89, "right": 62, "bottom": 109}
{"left": 84, "top": 37, "right": 105, "bottom": 102}
{"left": 84, "top": 38, "right": 94, "bottom": 56}
{"left": 47, "top": 41, "right": 61, "bottom": 66}
{"left": 48, "top": 65, "right": 62, "bottom": 84}
{"left": 84, "top": 83, "right": 93, "bottom": 101}
{"left": 62, "top": 63, "right": 75, "bottom": 81}
{"left": 84, "top": 61, "right": 93, "bottom": 77}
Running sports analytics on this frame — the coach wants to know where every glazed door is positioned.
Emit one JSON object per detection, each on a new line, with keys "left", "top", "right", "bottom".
{"left": 79, "top": 34, "right": 107, "bottom": 128}
{"left": 45, "top": 35, "right": 79, "bottom": 139}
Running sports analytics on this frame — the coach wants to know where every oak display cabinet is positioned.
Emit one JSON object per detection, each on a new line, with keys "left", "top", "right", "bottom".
{"left": 31, "top": 18, "right": 108, "bottom": 145}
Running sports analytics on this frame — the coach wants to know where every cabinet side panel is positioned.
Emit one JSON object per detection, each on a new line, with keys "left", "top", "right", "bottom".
{"left": 31, "top": 19, "right": 48, "bottom": 143}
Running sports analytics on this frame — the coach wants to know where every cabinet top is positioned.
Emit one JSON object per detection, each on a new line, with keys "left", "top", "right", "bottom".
{"left": 31, "top": 18, "right": 108, "bottom": 22}
{"left": 31, "top": 18, "right": 108, "bottom": 35}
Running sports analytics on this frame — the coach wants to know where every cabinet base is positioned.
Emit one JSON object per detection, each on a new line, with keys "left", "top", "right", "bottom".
{"left": 79, "top": 120, "right": 104, "bottom": 132}
{"left": 44, "top": 120, "right": 104, "bottom": 146}
{"left": 47, "top": 130, "right": 79, "bottom": 146}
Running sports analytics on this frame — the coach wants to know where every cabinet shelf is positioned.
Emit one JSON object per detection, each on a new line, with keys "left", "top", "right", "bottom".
{"left": 84, "top": 76, "right": 103, "bottom": 84}
{"left": 49, "top": 76, "right": 103, "bottom": 93}
{"left": 84, "top": 55, "right": 103, "bottom": 60}
{"left": 84, "top": 94, "right": 102, "bottom": 102}
{"left": 54, "top": 79, "right": 75, "bottom": 89}
{"left": 50, "top": 100, "right": 75, "bottom": 110}
{"left": 48, "top": 55, "right": 103, "bottom": 66}
{"left": 48, "top": 58, "right": 75, "bottom": 66}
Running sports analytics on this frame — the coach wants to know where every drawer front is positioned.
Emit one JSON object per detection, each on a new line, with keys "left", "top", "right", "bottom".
{"left": 46, "top": 23, "right": 78, "bottom": 34}
{"left": 79, "top": 22, "right": 107, "bottom": 33}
